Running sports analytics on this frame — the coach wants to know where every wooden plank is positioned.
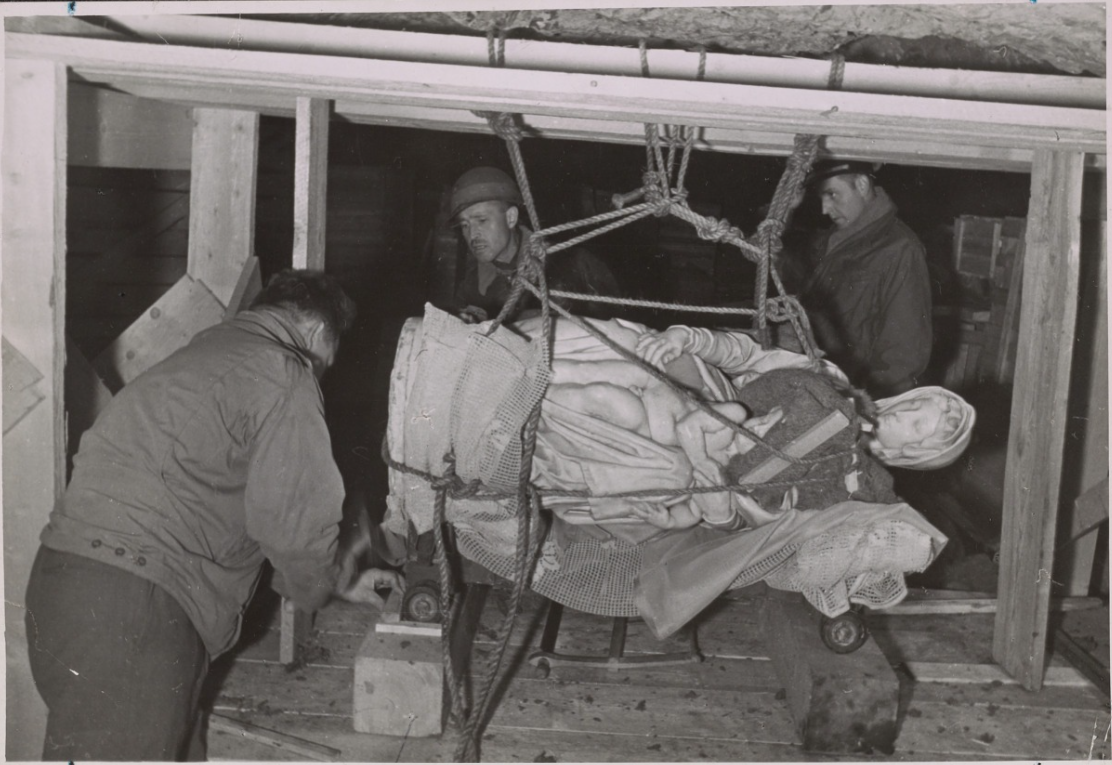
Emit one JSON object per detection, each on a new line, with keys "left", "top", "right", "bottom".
{"left": 223, "top": 256, "right": 262, "bottom": 320}
{"left": 897, "top": 695, "right": 1110, "bottom": 760}
{"left": 279, "top": 599, "right": 313, "bottom": 666}
{"left": 68, "top": 82, "right": 192, "bottom": 170}
{"left": 187, "top": 108, "right": 259, "bottom": 306}
{"left": 908, "top": 675, "right": 1108, "bottom": 710}
{"left": 908, "top": 662, "right": 1091, "bottom": 687}
{"left": 1, "top": 337, "right": 46, "bottom": 434}
{"left": 884, "top": 595, "right": 1103, "bottom": 616}
{"left": 292, "top": 97, "right": 330, "bottom": 271}
{"left": 1052, "top": 627, "right": 1111, "bottom": 697}
{"left": 91, "top": 274, "right": 225, "bottom": 393}
{"left": 994, "top": 224, "right": 1026, "bottom": 383}
{"left": 737, "top": 410, "right": 849, "bottom": 484}
{"left": 6, "top": 33, "right": 1104, "bottom": 155}
{"left": 1, "top": 57, "right": 68, "bottom": 762}
{"left": 63, "top": 336, "right": 114, "bottom": 467}
{"left": 82, "top": 78, "right": 1107, "bottom": 173}
{"left": 762, "top": 593, "right": 899, "bottom": 754}
{"left": 208, "top": 714, "right": 341, "bottom": 762}
{"left": 993, "top": 150, "right": 1085, "bottom": 690}
{"left": 104, "top": 14, "right": 1107, "bottom": 110}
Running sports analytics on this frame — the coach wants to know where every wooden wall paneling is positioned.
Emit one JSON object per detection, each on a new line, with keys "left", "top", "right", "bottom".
{"left": 68, "top": 82, "right": 193, "bottom": 170}
{"left": 187, "top": 108, "right": 260, "bottom": 306}
{"left": 90, "top": 274, "right": 226, "bottom": 393}
{"left": 292, "top": 97, "right": 330, "bottom": 271}
{"left": 2, "top": 57, "right": 67, "bottom": 761}
{"left": 993, "top": 150, "right": 1085, "bottom": 690}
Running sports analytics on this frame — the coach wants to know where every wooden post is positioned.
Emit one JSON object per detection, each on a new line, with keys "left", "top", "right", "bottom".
{"left": 292, "top": 97, "right": 330, "bottom": 270}
{"left": 2, "top": 58, "right": 67, "bottom": 761}
{"left": 993, "top": 150, "right": 1085, "bottom": 690}
{"left": 187, "top": 108, "right": 260, "bottom": 306}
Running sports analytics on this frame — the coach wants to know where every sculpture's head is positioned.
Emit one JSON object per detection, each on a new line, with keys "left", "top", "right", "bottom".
{"left": 869, "top": 386, "right": 976, "bottom": 469}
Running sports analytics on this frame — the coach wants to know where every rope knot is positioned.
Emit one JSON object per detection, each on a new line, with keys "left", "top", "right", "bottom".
{"left": 693, "top": 215, "right": 734, "bottom": 243}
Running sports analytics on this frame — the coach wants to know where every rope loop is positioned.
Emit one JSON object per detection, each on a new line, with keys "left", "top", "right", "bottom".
{"left": 827, "top": 52, "right": 846, "bottom": 90}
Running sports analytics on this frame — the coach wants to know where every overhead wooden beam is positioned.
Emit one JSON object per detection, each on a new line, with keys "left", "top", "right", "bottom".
{"left": 78, "top": 80, "right": 1098, "bottom": 173}
{"left": 7, "top": 32, "right": 1105, "bottom": 157}
{"left": 187, "top": 108, "right": 259, "bottom": 306}
{"left": 993, "top": 150, "right": 1085, "bottom": 691}
{"left": 69, "top": 82, "right": 193, "bottom": 170}
{"left": 2, "top": 57, "right": 67, "bottom": 761}
{"left": 105, "top": 14, "right": 1107, "bottom": 110}
{"left": 292, "top": 97, "right": 330, "bottom": 271}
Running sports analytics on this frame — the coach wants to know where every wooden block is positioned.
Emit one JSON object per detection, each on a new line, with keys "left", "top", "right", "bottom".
{"left": 292, "top": 97, "right": 331, "bottom": 271}
{"left": 737, "top": 410, "right": 849, "bottom": 485}
{"left": 91, "top": 274, "right": 225, "bottom": 393}
{"left": 761, "top": 591, "right": 900, "bottom": 755}
{"left": 353, "top": 622, "right": 446, "bottom": 737}
{"left": 279, "top": 598, "right": 313, "bottom": 665}
{"left": 353, "top": 582, "right": 489, "bottom": 737}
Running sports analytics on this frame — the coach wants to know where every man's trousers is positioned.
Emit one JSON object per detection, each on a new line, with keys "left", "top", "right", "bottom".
{"left": 25, "top": 546, "right": 210, "bottom": 761}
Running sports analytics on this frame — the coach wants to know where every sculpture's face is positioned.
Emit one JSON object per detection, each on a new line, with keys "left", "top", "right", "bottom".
{"left": 818, "top": 174, "right": 869, "bottom": 229}
{"left": 458, "top": 200, "right": 517, "bottom": 264}
{"left": 874, "top": 395, "right": 946, "bottom": 451}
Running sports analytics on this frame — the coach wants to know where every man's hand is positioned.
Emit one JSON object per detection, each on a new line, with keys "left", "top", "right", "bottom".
{"left": 459, "top": 305, "right": 489, "bottom": 324}
{"left": 338, "top": 568, "right": 406, "bottom": 609}
{"left": 635, "top": 327, "right": 689, "bottom": 368}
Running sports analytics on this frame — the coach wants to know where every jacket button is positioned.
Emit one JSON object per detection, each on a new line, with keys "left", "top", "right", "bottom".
{"left": 115, "top": 547, "right": 125, "bottom": 556}
{"left": 136, "top": 557, "right": 146, "bottom": 566}
{"left": 91, "top": 540, "right": 102, "bottom": 548}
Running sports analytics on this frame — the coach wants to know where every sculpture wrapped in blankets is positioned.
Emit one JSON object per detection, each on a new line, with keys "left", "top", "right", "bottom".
{"left": 382, "top": 304, "right": 974, "bottom": 634}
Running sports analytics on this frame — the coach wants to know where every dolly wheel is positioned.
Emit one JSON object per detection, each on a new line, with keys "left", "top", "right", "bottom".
{"left": 820, "top": 610, "right": 868, "bottom": 654}
{"left": 532, "top": 658, "right": 551, "bottom": 680}
{"left": 402, "top": 582, "right": 442, "bottom": 623}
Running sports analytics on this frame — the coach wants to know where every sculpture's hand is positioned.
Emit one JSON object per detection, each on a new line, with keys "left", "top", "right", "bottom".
{"left": 635, "top": 327, "right": 688, "bottom": 368}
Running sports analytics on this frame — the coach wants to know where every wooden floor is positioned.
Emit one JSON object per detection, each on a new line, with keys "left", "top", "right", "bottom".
{"left": 205, "top": 587, "right": 1110, "bottom": 762}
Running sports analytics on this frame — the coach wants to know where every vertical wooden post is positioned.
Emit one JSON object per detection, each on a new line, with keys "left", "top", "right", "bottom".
{"left": 2, "top": 58, "right": 67, "bottom": 760}
{"left": 187, "top": 108, "right": 259, "bottom": 306}
{"left": 292, "top": 97, "right": 330, "bottom": 270}
{"left": 993, "top": 150, "right": 1084, "bottom": 690}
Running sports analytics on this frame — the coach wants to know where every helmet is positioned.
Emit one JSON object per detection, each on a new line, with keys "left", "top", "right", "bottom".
{"left": 449, "top": 167, "right": 523, "bottom": 221}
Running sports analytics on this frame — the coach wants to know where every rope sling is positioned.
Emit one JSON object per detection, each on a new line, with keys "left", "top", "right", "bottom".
{"left": 388, "top": 31, "right": 858, "bottom": 761}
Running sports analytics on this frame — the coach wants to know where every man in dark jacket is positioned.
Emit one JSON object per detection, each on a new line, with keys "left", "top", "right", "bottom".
{"left": 800, "top": 160, "right": 932, "bottom": 397}
{"left": 24, "top": 270, "right": 402, "bottom": 761}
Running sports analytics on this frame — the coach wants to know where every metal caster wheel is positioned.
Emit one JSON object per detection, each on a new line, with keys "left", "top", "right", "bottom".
{"left": 820, "top": 610, "right": 868, "bottom": 654}
{"left": 402, "top": 582, "right": 442, "bottom": 623}
{"left": 531, "top": 659, "right": 551, "bottom": 680}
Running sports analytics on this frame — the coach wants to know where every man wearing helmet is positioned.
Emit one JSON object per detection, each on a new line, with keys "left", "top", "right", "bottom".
{"left": 448, "top": 166, "right": 620, "bottom": 323}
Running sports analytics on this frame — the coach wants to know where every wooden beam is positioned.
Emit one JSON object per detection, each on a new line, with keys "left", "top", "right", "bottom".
{"left": 885, "top": 595, "right": 1103, "bottom": 616}
{"left": 63, "top": 336, "right": 114, "bottom": 471}
{"left": 2, "top": 57, "right": 67, "bottom": 761}
{"left": 91, "top": 274, "right": 226, "bottom": 393}
{"left": 187, "top": 107, "right": 259, "bottom": 307}
{"left": 223, "top": 256, "right": 262, "bottom": 320}
{"left": 68, "top": 82, "right": 192, "bottom": 170}
{"left": 104, "top": 14, "right": 1107, "bottom": 110}
{"left": 7, "top": 33, "right": 1105, "bottom": 157}
{"left": 907, "top": 662, "right": 1092, "bottom": 688}
{"left": 993, "top": 150, "right": 1085, "bottom": 690}
{"left": 75, "top": 79, "right": 1108, "bottom": 174}
{"left": 278, "top": 598, "right": 313, "bottom": 666}
{"left": 292, "top": 97, "right": 330, "bottom": 271}
{"left": 208, "top": 714, "right": 341, "bottom": 762}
